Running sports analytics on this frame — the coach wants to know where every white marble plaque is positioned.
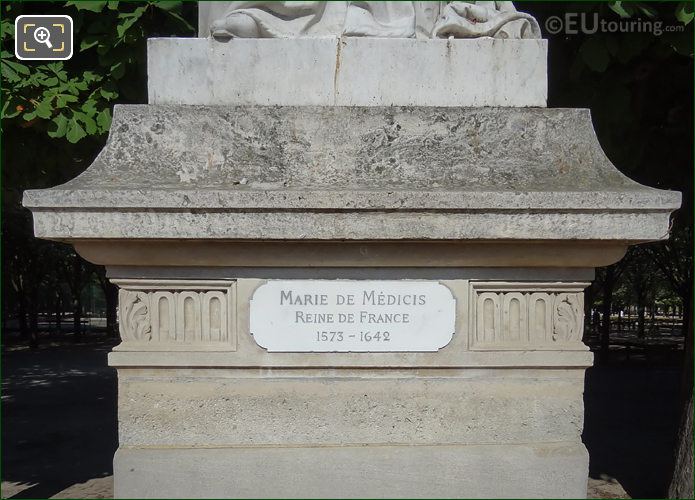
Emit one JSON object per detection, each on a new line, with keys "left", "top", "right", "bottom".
{"left": 250, "top": 280, "right": 456, "bottom": 352}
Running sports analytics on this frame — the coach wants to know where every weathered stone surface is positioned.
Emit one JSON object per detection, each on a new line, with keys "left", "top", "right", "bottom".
{"left": 107, "top": 348, "right": 594, "bottom": 368}
{"left": 148, "top": 38, "right": 547, "bottom": 107}
{"left": 75, "top": 240, "right": 631, "bottom": 268}
{"left": 108, "top": 265, "right": 596, "bottom": 282}
{"left": 116, "top": 368, "right": 586, "bottom": 447}
{"left": 110, "top": 278, "right": 591, "bottom": 498}
{"left": 107, "top": 278, "right": 595, "bottom": 365}
{"left": 23, "top": 106, "right": 660, "bottom": 190}
{"left": 30, "top": 209, "right": 673, "bottom": 242}
{"left": 107, "top": 274, "right": 593, "bottom": 499}
{"left": 23, "top": 105, "right": 680, "bottom": 243}
{"left": 114, "top": 443, "right": 589, "bottom": 498}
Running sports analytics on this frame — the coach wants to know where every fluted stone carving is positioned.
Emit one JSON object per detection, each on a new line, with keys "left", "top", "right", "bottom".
{"left": 469, "top": 282, "right": 587, "bottom": 350}
{"left": 116, "top": 280, "right": 236, "bottom": 350}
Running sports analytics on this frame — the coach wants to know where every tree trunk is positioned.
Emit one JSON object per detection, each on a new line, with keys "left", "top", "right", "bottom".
{"left": 668, "top": 287, "right": 693, "bottom": 498}
{"left": 600, "top": 267, "right": 616, "bottom": 362}
{"left": 54, "top": 292, "right": 62, "bottom": 335}
{"left": 105, "top": 282, "right": 118, "bottom": 338}
{"left": 29, "top": 284, "right": 39, "bottom": 348}
{"left": 636, "top": 283, "right": 646, "bottom": 338}
{"left": 600, "top": 296, "right": 612, "bottom": 361}
{"left": 72, "top": 256, "right": 83, "bottom": 341}
{"left": 682, "top": 292, "right": 692, "bottom": 340}
{"left": 650, "top": 304, "right": 656, "bottom": 335}
{"left": 584, "top": 285, "right": 594, "bottom": 341}
{"left": 637, "top": 303, "right": 646, "bottom": 338}
{"left": 73, "top": 297, "right": 82, "bottom": 341}
{"left": 668, "top": 391, "right": 694, "bottom": 499}
{"left": 17, "top": 292, "right": 29, "bottom": 340}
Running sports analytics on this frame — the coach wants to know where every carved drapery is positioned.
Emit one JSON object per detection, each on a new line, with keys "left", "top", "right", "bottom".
{"left": 203, "top": 1, "right": 541, "bottom": 40}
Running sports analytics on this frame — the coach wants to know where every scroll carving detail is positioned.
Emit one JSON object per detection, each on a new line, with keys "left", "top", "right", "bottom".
{"left": 553, "top": 293, "right": 582, "bottom": 342}
{"left": 120, "top": 290, "right": 152, "bottom": 342}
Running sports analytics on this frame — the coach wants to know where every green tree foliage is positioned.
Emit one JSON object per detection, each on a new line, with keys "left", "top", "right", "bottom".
{"left": 1, "top": 1, "right": 196, "bottom": 345}
{"left": 1, "top": 1, "right": 195, "bottom": 142}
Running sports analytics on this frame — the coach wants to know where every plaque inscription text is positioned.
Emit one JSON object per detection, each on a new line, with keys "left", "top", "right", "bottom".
{"left": 250, "top": 280, "right": 456, "bottom": 352}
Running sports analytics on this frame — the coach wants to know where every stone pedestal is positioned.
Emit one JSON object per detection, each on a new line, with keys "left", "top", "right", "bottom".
{"left": 23, "top": 37, "right": 680, "bottom": 499}
{"left": 148, "top": 38, "right": 547, "bottom": 107}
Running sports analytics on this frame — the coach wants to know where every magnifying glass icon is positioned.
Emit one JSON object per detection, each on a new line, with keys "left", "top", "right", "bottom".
{"left": 33, "top": 27, "right": 53, "bottom": 49}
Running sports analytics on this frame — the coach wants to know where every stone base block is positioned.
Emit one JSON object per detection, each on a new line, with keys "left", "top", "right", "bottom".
{"left": 116, "top": 368, "right": 587, "bottom": 447}
{"left": 114, "top": 443, "right": 589, "bottom": 498}
{"left": 147, "top": 37, "right": 547, "bottom": 107}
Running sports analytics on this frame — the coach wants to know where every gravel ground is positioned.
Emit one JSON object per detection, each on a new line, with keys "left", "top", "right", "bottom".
{"left": 1, "top": 477, "right": 113, "bottom": 499}
{"left": 2, "top": 338, "right": 117, "bottom": 500}
{"left": 0, "top": 476, "right": 625, "bottom": 498}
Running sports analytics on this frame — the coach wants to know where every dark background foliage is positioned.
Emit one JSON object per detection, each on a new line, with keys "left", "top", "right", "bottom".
{"left": 5, "top": 0, "right": 691, "bottom": 354}
{"left": 1, "top": 1, "right": 692, "bottom": 354}
{"left": 529, "top": 2, "right": 693, "bottom": 368}
{"left": 2, "top": 1, "right": 197, "bottom": 344}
